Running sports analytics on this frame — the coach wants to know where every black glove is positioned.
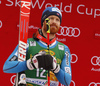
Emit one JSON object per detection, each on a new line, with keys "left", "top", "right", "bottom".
{"left": 27, "top": 51, "right": 60, "bottom": 73}
{"left": 38, "top": 54, "right": 54, "bottom": 70}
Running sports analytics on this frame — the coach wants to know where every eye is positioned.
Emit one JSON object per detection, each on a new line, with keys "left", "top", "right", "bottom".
{"left": 56, "top": 18, "right": 60, "bottom": 22}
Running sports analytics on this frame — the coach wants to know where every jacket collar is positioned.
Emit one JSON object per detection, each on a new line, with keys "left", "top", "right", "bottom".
{"left": 33, "top": 29, "right": 56, "bottom": 45}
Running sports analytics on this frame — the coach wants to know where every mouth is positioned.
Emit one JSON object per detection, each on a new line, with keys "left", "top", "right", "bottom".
{"left": 50, "top": 25, "right": 57, "bottom": 28}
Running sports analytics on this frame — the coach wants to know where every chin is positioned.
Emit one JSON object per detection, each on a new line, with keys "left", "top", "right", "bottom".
{"left": 50, "top": 29, "right": 58, "bottom": 34}
{"left": 50, "top": 27, "right": 59, "bottom": 34}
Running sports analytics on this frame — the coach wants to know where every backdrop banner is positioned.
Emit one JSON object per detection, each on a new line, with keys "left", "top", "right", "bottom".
{"left": 0, "top": 0, "right": 100, "bottom": 86}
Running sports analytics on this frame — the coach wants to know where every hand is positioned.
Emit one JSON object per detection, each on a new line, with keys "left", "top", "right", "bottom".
{"left": 51, "top": 55, "right": 60, "bottom": 73}
{"left": 42, "top": 54, "right": 60, "bottom": 73}
{"left": 27, "top": 51, "right": 60, "bottom": 73}
{"left": 26, "top": 51, "right": 46, "bottom": 70}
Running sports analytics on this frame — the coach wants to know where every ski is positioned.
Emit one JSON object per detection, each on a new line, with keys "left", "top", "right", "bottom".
{"left": 15, "top": 0, "right": 31, "bottom": 86}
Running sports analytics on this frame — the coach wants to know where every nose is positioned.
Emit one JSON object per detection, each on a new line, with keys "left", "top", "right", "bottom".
{"left": 52, "top": 19, "right": 56, "bottom": 24}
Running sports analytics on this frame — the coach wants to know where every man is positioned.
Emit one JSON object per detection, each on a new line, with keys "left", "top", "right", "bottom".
{"left": 3, "top": 7, "right": 72, "bottom": 86}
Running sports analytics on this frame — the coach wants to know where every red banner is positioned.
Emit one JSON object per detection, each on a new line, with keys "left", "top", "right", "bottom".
{"left": 0, "top": 0, "right": 100, "bottom": 86}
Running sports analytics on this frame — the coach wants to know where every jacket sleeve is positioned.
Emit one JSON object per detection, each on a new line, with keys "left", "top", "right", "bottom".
{"left": 55, "top": 45, "right": 72, "bottom": 86}
{"left": 3, "top": 40, "right": 29, "bottom": 73}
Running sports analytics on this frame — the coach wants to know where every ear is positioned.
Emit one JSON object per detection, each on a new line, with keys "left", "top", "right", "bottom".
{"left": 43, "top": 20, "right": 46, "bottom": 24}
{"left": 42, "top": 20, "right": 46, "bottom": 27}
{"left": 43, "top": 21, "right": 44, "bottom": 26}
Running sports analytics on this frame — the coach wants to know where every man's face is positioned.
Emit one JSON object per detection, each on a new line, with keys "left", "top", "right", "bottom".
{"left": 43, "top": 15, "right": 60, "bottom": 34}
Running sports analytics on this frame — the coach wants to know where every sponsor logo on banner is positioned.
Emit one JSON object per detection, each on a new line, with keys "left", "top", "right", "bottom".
{"left": 17, "top": 25, "right": 39, "bottom": 31}
{"left": 10, "top": 75, "right": 16, "bottom": 85}
{"left": 69, "top": 80, "right": 76, "bottom": 86}
{"left": 94, "top": 31, "right": 100, "bottom": 39}
{"left": 57, "top": 26, "right": 80, "bottom": 37}
{"left": 0, "top": 20, "right": 2, "bottom": 28}
{"left": 4, "top": 0, "right": 100, "bottom": 18}
{"left": 28, "top": 25, "right": 39, "bottom": 29}
{"left": 71, "top": 54, "right": 78, "bottom": 64}
{"left": 89, "top": 82, "right": 100, "bottom": 86}
{"left": 77, "top": 4, "right": 100, "bottom": 18}
{"left": 17, "top": 24, "right": 80, "bottom": 38}
{"left": 56, "top": 37, "right": 66, "bottom": 42}
{"left": 91, "top": 56, "right": 100, "bottom": 72}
